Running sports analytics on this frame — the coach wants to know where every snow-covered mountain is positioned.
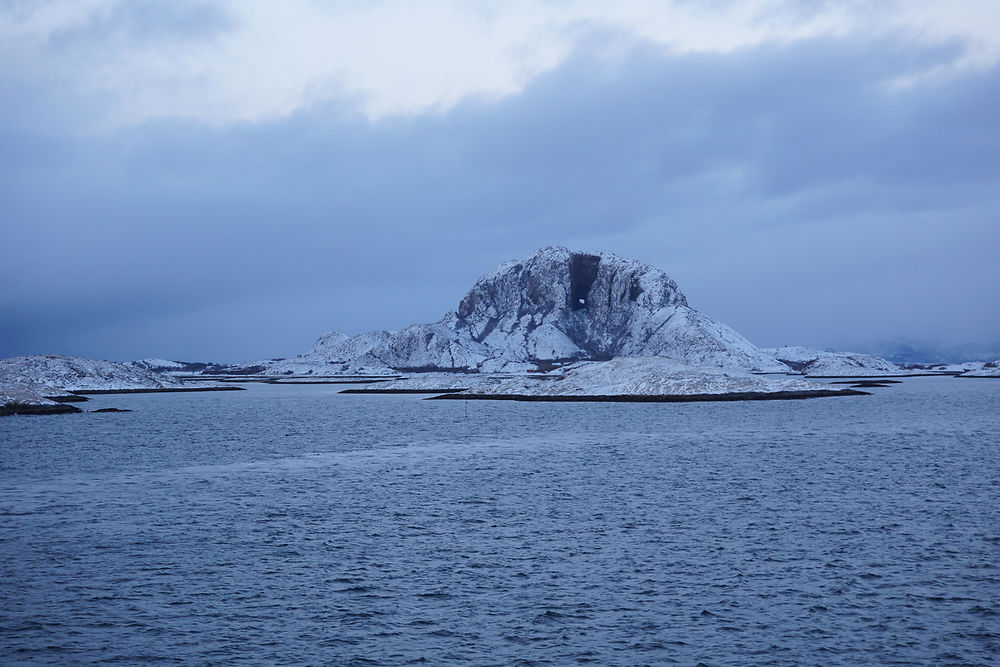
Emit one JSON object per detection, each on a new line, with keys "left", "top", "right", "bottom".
{"left": 0, "top": 354, "right": 186, "bottom": 391}
{"left": 239, "top": 247, "right": 792, "bottom": 375}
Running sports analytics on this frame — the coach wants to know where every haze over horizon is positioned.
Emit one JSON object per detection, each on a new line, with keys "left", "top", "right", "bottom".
{"left": 2, "top": 1, "right": 999, "bottom": 363}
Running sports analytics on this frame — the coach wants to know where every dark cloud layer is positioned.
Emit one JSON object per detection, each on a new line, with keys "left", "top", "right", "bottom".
{"left": 2, "top": 35, "right": 998, "bottom": 362}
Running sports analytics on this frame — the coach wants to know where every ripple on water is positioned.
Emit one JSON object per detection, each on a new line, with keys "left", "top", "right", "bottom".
{"left": 1, "top": 378, "right": 999, "bottom": 665}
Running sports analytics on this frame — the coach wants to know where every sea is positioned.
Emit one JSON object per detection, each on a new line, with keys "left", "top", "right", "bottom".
{"left": 1, "top": 376, "right": 998, "bottom": 665}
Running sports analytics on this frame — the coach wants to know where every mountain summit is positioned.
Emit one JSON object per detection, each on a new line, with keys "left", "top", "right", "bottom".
{"left": 443, "top": 246, "right": 779, "bottom": 370}
{"left": 265, "top": 247, "right": 786, "bottom": 374}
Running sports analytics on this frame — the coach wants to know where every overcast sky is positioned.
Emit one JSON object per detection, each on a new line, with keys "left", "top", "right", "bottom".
{"left": 2, "top": 0, "right": 998, "bottom": 363}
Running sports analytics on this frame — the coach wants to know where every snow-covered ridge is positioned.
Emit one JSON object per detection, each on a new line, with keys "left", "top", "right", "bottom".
{"left": 131, "top": 358, "right": 186, "bottom": 370}
{"left": 128, "top": 358, "right": 222, "bottom": 375}
{"left": 0, "top": 354, "right": 186, "bottom": 391}
{"left": 764, "top": 346, "right": 903, "bottom": 377}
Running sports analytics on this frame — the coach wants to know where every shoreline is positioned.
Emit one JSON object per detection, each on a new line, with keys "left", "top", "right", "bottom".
{"left": 0, "top": 403, "right": 83, "bottom": 417}
{"left": 804, "top": 373, "right": 952, "bottom": 379}
{"left": 70, "top": 386, "right": 246, "bottom": 395}
{"left": 340, "top": 387, "right": 468, "bottom": 395}
{"left": 427, "top": 388, "right": 870, "bottom": 402}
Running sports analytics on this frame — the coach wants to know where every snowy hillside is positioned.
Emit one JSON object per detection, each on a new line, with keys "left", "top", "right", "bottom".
{"left": 129, "top": 358, "right": 221, "bottom": 375}
{"left": 765, "top": 346, "right": 903, "bottom": 377}
{"left": 960, "top": 361, "right": 1000, "bottom": 377}
{"left": 306, "top": 330, "right": 395, "bottom": 360}
{"left": 0, "top": 355, "right": 186, "bottom": 391}
{"left": 130, "top": 358, "right": 186, "bottom": 371}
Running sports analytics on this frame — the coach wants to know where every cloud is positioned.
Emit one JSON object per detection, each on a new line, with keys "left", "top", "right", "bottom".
{"left": 3, "top": 0, "right": 999, "bottom": 125}
{"left": 1, "top": 26, "right": 998, "bottom": 361}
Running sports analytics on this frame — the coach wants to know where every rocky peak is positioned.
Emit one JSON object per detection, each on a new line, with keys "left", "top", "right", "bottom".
{"left": 261, "top": 247, "right": 788, "bottom": 374}
{"left": 453, "top": 246, "right": 692, "bottom": 361}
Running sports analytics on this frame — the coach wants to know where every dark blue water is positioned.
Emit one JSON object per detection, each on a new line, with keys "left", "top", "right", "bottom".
{"left": 2, "top": 377, "right": 998, "bottom": 665}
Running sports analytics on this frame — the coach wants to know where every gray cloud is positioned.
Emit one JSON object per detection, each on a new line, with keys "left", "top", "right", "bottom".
{"left": 47, "top": 1, "right": 234, "bottom": 48}
{"left": 2, "top": 35, "right": 998, "bottom": 361}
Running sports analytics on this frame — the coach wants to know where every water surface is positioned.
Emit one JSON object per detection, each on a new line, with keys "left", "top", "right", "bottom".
{"left": 2, "top": 377, "right": 998, "bottom": 665}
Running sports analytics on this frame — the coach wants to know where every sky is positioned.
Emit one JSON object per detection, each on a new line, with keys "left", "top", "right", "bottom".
{"left": 1, "top": 0, "right": 999, "bottom": 363}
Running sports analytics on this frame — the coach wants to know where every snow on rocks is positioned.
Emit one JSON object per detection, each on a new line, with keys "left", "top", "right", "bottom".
{"left": 243, "top": 356, "right": 397, "bottom": 377}
{"left": 214, "top": 331, "right": 399, "bottom": 376}
{"left": 765, "top": 346, "right": 903, "bottom": 377}
{"left": 427, "top": 357, "right": 864, "bottom": 401}
{"left": 129, "top": 358, "right": 187, "bottom": 372}
{"left": 441, "top": 246, "right": 786, "bottom": 372}
{"left": 306, "top": 330, "right": 395, "bottom": 361}
{"left": 0, "top": 354, "right": 186, "bottom": 392}
{"left": 959, "top": 361, "right": 1000, "bottom": 377}
{"left": 341, "top": 372, "right": 514, "bottom": 394}
{"left": 0, "top": 384, "right": 83, "bottom": 416}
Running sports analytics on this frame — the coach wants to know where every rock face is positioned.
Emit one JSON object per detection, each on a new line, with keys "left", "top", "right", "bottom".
{"left": 256, "top": 247, "right": 786, "bottom": 374}
{"left": 440, "top": 247, "right": 779, "bottom": 370}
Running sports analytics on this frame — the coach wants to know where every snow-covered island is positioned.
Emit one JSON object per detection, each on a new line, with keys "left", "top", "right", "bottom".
{"left": 0, "top": 354, "right": 188, "bottom": 392}
{"left": 5, "top": 247, "right": 950, "bottom": 410}
{"left": 0, "top": 355, "right": 244, "bottom": 416}
{"left": 297, "top": 247, "right": 911, "bottom": 401}
{"left": 218, "top": 247, "right": 906, "bottom": 379}
{"left": 764, "top": 346, "right": 905, "bottom": 377}
{"left": 345, "top": 357, "right": 867, "bottom": 402}
{"left": 957, "top": 361, "right": 1000, "bottom": 377}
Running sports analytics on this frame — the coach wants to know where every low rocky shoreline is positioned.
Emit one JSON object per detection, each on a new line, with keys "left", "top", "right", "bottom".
{"left": 70, "top": 386, "right": 245, "bottom": 395}
{"left": 0, "top": 402, "right": 83, "bottom": 417}
{"left": 0, "top": 383, "right": 244, "bottom": 417}
{"left": 429, "top": 388, "right": 870, "bottom": 402}
{"left": 340, "top": 387, "right": 467, "bottom": 395}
